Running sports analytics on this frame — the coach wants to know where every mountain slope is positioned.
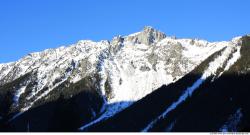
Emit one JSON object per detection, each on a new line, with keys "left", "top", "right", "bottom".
{"left": 0, "top": 26, "right": 248, "bottom": 132}
{"left": 79, "top": 36, "right": 250, "bottom": 132}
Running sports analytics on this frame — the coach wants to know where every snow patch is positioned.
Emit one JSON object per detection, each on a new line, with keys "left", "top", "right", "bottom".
{"left": 165, "top": 120, "right": 176, "bottom": 132}
{"left": 79, "top": 101, "right": 132, "bottom": 130}
{"left": 8, "top": 112, "right": 24, "bottom": 122}
{"left": 13, "top": 86, "right": 27, "bottom": 104}
{"left": 90, "top": 108, "right": 97, "bottom": 118}
{"left": 224, "top": 46, "right": 241, "bottom": 71}
{"left": 220, "top": 108, "right": 243, "bottom": 132}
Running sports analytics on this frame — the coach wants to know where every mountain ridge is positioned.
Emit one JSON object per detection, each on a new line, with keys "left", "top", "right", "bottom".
{"left": 0, "top": 26, "right": 249, "bottom": 132}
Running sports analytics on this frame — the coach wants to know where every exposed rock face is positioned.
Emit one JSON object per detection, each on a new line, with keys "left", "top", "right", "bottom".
{"left": 126, "top": 26, "right": 166, "bottom": 45}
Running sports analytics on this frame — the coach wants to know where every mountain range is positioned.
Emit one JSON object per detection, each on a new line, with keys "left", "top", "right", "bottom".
{"left": 0, "top": 26, "right": 249, "bottom": 132}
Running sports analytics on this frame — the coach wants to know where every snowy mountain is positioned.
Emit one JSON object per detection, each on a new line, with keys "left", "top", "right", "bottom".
{"left": 0, "top": 26, "right": 249, "bottom": 132}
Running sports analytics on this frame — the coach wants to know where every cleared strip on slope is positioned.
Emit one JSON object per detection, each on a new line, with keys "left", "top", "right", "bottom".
{"left": 219, "top": 108, "right": 243, "bottom": 132}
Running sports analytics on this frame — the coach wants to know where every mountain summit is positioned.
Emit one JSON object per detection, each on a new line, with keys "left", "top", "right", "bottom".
{"left": 0, "top": 27, "right": 249, "bottom": 132}
{"left": 126, "top": 26, "right": 166, "bottom": 45}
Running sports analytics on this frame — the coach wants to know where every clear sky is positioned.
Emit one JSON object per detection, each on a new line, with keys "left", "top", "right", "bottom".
{"left": 0, "top": 0, "right": 249, "bottom": 63}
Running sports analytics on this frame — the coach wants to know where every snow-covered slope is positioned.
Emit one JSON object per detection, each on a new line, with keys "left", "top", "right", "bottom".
{"left": 0, "top": 26, "right": 241, "bottom": 127}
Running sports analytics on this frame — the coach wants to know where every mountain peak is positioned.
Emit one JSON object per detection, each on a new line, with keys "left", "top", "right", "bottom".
{"left": 126, "top": 26, "right": 166, "bottom": 45}
{"left": 142, "top": 26, "right": 155, "bottom": 33}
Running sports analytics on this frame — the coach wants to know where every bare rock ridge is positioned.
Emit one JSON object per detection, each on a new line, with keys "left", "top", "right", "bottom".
{"left": 126, "top": 26, "right": 166, "bottom": 45}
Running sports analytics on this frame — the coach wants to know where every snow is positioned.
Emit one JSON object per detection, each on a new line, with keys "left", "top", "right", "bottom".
{"left": 20, "top": 40, "right": 107, "bottom": 110}
{"left": 90, "top": 108, "right": 96, "bottom": 118}
{"left": 23, "top": 65, "right": 73, "bottom": 111}
{"left": 224, "top": 46, "right": 241, "bottom": 71}
{"left": 79, "top": 43, "right": 178, "bottom": 130}
{"left": 179, "top": 39, "right": 227, "bottom": 64}
{"left": 71, "top": 75, "right": 82, "bottom": 84}
{"left": 8, "top": 112, "right": 24, "bottom": 122}
{"left": 108, "top": 60, "right": 173, "bottom": 104}
{"left": 142, "top": 77, "right": 206, "bottom": 131}
{"left": 217, "top": 43, "right": 241, "bottom": 77}
{"left": 13, "top": 86, "right": 27, "bottom": 104}
{"left": 0, "top": 63, "right": 14, "bottom": 81}
{"left": 142, "top": 44, "right": 240, "bottom": 131}
{"left": 232, "top": 36, "right": 242, "bottom": 44}
{"left": 79, "top": 101, "right": 132, "bottom": 130}
{"left": 165, "top": 120, "right": 176, "bottom": 132}
{"left": 27, "top": 121, "right": 30, "bottom": 132}
{"left": 126, "top": 32, "right": 141, "bottom": 37}
{"left": 219, "top": 108, "right": 243, "bottom": 132}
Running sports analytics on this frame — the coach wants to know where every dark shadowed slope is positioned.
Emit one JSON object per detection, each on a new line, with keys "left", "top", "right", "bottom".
{"left": 0, "top": 75, "right": 104, "bottom": 132}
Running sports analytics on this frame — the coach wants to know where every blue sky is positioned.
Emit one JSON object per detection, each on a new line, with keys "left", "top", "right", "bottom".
{"left": 0, "top": 0, "right": 249, "bottom": 63}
